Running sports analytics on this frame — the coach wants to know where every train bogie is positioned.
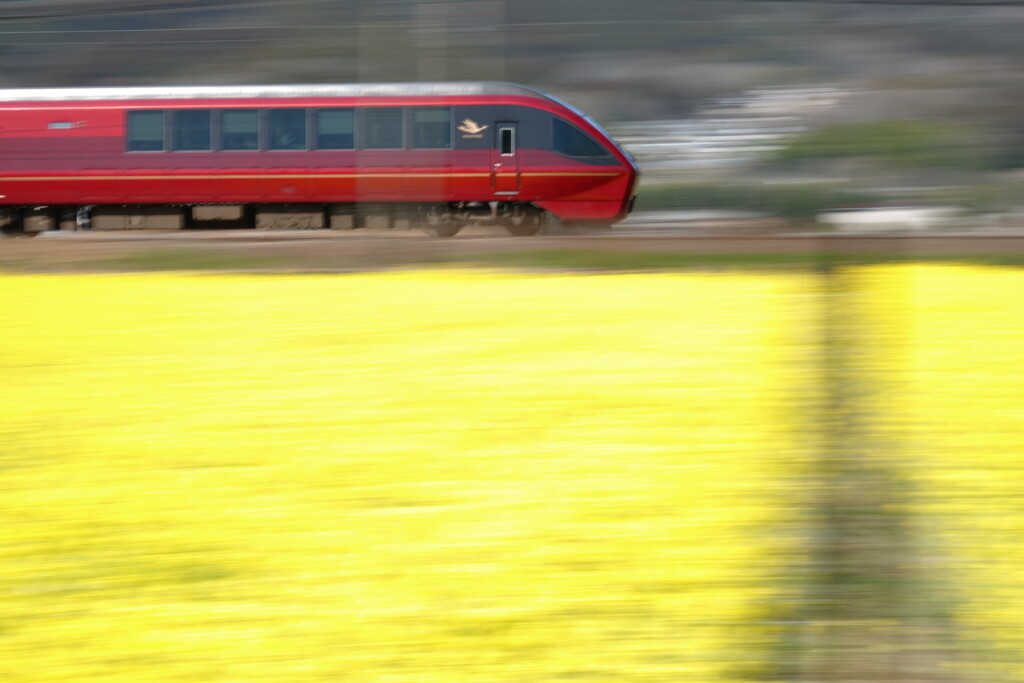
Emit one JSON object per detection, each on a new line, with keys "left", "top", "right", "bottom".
{"left": 0, "top": 83, "right": 638, "bottom": 236}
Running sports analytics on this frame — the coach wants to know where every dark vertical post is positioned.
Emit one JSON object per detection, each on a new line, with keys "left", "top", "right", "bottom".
{"left": 790, "top": 260, "right": 962, "bottom": 683}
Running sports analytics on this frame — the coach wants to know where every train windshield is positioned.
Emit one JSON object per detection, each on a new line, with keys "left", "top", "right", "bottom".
{"left": 538, "top": 89, "right": 638, "bottom": 169}
{"left": 552, "top": 118, "right": 611, "bottom": 158}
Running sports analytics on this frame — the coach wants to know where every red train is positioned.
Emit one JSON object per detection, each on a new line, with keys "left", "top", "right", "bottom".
{"left": 0, "top": 82, "right": 638, "bottom": 237}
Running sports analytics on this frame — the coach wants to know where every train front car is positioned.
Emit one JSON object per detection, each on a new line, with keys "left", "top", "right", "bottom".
{"left": 0, "top": 82, "right": 637, "bottom": 237}
{"left": 443, "top": 83, "right": 639, "bottom": 235}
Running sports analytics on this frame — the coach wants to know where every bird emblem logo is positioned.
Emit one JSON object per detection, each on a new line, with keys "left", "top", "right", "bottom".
{"left": 457, "top": 118, "right": 489, "bottom": 135}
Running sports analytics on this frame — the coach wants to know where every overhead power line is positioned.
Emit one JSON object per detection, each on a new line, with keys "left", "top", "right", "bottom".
{"left": 2, "top": 0, "right": 1024, "bottom": 22}
{"left": 742, "top": 0, "right": 1024, "bottom": 4}
{"left": 0, "top": 11, "right": 1016, "bottom": 37}
{"left": 0, "top": 0, "right": 292, "bottom": 21}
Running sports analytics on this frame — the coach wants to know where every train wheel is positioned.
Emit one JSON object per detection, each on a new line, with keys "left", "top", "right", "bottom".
{"left": 420, "top": 207, "right": 464, "bottom": 238}
{"left": 505, "top": 206, "right": 545, "bottom": 236}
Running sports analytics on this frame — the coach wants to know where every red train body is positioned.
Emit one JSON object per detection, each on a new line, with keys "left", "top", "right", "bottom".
{"left": 0, "top": 82, "right": 638, "bottom": 236}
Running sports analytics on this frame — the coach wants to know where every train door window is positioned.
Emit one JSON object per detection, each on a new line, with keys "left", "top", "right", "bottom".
{"left": 127, "top": 110, "right": 165, "bottom": 152}
{"left": 268, "top": 109, "right": 307, "bottom": 150}
{"left": 363, "top": 107, "right": 403, "bottom": 149}
{"left": 174, "top": 109, "right": 212, "bottom": 151}
{"left": 499, "top": 127, "right": 515, "bottom": 155}
{"left": 412, "top": 107, "right": 451, "bottom": 149}
{"left": 222, "top": 109, "right": 259, "bottom": 150}
{"left": 552, "top": 118, "right": 610, "bottom": 158}
{"left": 316, "top": 108, "right": 354, "bottom": 150}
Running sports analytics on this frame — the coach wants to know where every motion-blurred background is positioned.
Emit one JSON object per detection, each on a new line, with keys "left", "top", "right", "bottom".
{"left": 7, "top": 0, "right": 1024, "bottom": 223}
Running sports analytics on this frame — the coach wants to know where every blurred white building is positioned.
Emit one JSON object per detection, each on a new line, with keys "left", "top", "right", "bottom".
{"left": 610, "top": 86, "right": 851, "bottom": 170}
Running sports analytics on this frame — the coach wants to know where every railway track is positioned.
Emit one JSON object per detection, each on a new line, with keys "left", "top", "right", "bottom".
{"left": 6, "top": 221, "right": 1024, "bottom": 275}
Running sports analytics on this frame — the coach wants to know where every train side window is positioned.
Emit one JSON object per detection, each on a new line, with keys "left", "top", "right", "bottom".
{"left": 174, "top": 109, "right": 212, "bottom": 151}
{"left": 552, "top": 118, "right": 610, "bottom": 158}
{"left": 316, "top": 108, "right": 354, "bottom": 150}
{"left": 221, "top": 109, "right": 259, "bottom": 150}
{"left": 127, "top": 110, "right": 165, "bottom": 152}
{"left": 412, "top": 107, "right": 451, "bottom": 149}
{"left": 363, "top": 107, "right": 403, "bottom": 149}
{"left": 268, "top": 109, "right": 307, "bottom": 151}
{"left": 499, "top": 127, "right": 515, "bottom": 155}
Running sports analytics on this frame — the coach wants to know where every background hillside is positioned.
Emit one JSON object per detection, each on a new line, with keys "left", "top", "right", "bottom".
{"left": 4, "top": 0, "right": 1024, "bottom": 118}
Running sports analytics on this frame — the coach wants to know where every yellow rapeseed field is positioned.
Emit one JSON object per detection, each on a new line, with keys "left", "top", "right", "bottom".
{"left": 895, "top": 265, "right": 1024, "bottom": 682}
{"left": 0, "top": 270, "right": 811, "bottom": 682}
{"left": 4, "top": 264, "right": 1022, "bottom": 682}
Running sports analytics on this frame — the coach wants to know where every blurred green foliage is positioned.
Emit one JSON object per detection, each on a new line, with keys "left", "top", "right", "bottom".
{"left": 636, "top": 183, "right": 879, "bottom": 224}
{"left": 774, "top": 120, "right": 990, "bottom": 170}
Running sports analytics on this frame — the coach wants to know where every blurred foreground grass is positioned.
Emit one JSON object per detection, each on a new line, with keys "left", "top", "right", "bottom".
{"left": 1, "top": 271, "right": 810, "bottom": 682}
{"left": 2, "top": 266, "right": 1023, "bottom": 682}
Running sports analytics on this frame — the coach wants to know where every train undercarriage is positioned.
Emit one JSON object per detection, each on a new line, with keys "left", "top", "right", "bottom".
{"left": 0, "top": 201, "right": 550, "bottom": 238}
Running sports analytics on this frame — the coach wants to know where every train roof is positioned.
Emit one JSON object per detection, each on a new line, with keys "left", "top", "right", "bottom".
{"left": 0, "top": 82, "right": 554, "bottom": 103}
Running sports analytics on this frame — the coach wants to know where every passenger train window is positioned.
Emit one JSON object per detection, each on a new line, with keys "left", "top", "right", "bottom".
{"left": 174, "top": 109, "right": 212, "bottom": 151}
{"left": 269, "top": 109, "right": 307, "bottom": 150}
{"left": 221, "top": 109, "right": 259, "bottom": 151}
{"left": 127, "top": 111, "right": 165, "bottom": 152}
{"left": 412, "top": 107, "right": 451, "bottom": 149}
{"left": 499, "top": 127, "right": 515, "bottom": 155}
{"left": 552, "top": 118, "right": 609, "bottom": 158}
{"left": 363, "top": 107, "right": 403, "bottom": 149}
{"left": 316, "top": 109, "right": 354, "bottom": 150}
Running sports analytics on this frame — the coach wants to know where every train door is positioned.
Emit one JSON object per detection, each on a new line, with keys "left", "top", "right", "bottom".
{"left": 490, "top": 123, "right": 520, "bottom": 194}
